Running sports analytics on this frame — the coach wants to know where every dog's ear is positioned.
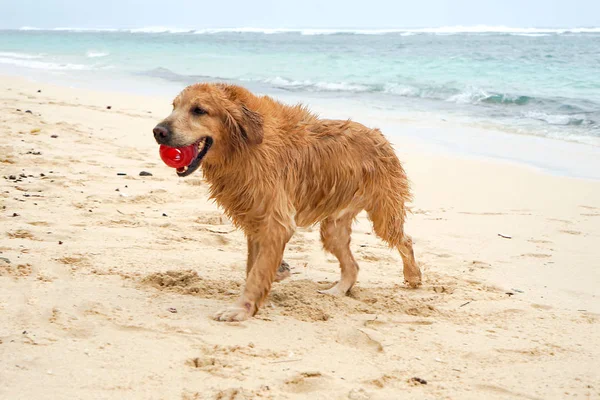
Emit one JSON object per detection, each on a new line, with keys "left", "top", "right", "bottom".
{"left": 219, "top": 84, "right": 264, "bottom": 146}
{"left": 236, "top": 105, "right": 263, "bottom": 145}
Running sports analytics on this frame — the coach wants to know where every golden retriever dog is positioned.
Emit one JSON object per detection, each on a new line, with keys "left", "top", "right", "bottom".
{"left": 153, "top": 83, "right": 421, "bottom": 321}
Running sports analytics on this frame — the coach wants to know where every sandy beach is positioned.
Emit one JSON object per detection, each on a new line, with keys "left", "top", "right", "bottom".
{"left": 1, "top": 76, "right": 599, "bottom": 399}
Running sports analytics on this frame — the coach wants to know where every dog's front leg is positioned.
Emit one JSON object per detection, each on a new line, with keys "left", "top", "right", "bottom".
{"left": 214, "top": 224, "right": 293, "bottom": 322}
{"left": 246, "top": 236, "right": 259, "bottom": 277}
{"left": 247, "top": 236, "right": 291, "bottom": 283}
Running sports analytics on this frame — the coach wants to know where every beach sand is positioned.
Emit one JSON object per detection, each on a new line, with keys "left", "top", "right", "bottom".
{"left": 1, "top": 76, "right": 599, "bottom": 399}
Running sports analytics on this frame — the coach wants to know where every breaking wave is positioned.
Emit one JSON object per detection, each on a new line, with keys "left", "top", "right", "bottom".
{"left": 86, "top": 50, "right": 109, "bottom": 58}
{"left": 16, "top": 25, "right": 600, "bottom": 35}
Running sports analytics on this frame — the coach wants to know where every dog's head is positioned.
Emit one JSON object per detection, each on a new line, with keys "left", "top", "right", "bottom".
{"left": 153, "top": 83, "right": 263, "bottom": 177}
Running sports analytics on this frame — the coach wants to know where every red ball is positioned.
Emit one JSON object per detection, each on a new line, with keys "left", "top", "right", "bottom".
{"left": 159, "top": 144, "right": 198, "bottom": 169}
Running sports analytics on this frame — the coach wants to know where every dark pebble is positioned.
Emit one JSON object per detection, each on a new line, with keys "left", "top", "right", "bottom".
{"left": 11, "top": 213, "right": 19, "bottom": 217}
{"left": 40, "top": 173, "right": 45, "bottom": 177}
{"left": 139, "top": 171, "right": 153, "bottom": 177}
{"left": 25, "top": 110, "right": 32, "bottom": 114}
{"left": 9, "top": 175, "right": 16, "bottom": 180}
{"left": 50, "top": 135, "right": 58, "bottom": 139}
{"left": 37, "top": 90, "right": 41, "bottom": 93}
{"left": 106, "top": 106, "right": 112, "bottom": 110}
{"left": 162, "top": 213, "right": 168, "bottom": 217}
{"left": 16, "top": 109, "right": 21, "bottom": 112}
{"left": 117, "top": 173, "right": 127, "bottom": 176}
{"left": 58, "top": 241, "right": 63, "bottom": 245}
{"left": 115, "top": 188, "right": 120, "bottom": 192}
{"left": 411, "top": 377, "right": 427, "bottom": 385}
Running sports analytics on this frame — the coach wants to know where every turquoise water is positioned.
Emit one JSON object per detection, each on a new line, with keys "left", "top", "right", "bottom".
{"left": 1, "top": 27, "right": 600, "bottom": 146}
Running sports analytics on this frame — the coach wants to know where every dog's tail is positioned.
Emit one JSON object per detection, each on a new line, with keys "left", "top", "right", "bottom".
{"left": 365, "top": 163, "right": 421, "bottom": 287}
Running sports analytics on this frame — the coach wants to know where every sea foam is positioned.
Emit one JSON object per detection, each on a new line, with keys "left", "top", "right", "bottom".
{"left": 0, "top": 55, "right": 89, "bottom": 71}
{"left": 16, "top": 25, "right": 600, "bottom": 35}
{"left": 86, "top": 50, "right": 110, "bottom": 58}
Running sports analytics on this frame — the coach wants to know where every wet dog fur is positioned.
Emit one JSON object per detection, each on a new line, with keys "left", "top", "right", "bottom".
{"left": 153, "top": 83, "right": 421, "bottom": 321}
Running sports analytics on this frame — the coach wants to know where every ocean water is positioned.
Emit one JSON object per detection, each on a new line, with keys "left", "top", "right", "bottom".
{"left": 1, "top": 26, "right": 600, "bottom": 149}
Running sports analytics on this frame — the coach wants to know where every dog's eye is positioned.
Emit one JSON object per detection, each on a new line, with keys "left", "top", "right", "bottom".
{"left": 191, "top": 106, "right": 207, "bottom": 116}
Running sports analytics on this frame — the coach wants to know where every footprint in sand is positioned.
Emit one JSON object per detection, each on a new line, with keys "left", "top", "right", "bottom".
{"left": 210, "top": 233, "right": 231, "bottom": 246}
{"left": 433, "top": 253, "right": 452, "bottom": 259}
{"left": 548, "top": 218, "right": 573, "bottom": 224}
{"left": 521, "top": 253, "right": 552, "bottom": 258}
{"left": 142, "top": 270, "right": 242, "bottom": 300}
{"left": 287, "top": 244, "right": 308, "bottom": 252}
{"left": 459, "top": 211, "right": 504, "bottom": 216}
{"left": 527, "top": 239, "right": 553, "bottom": 245}
{"left": 0, "top": 261, "right": 33, "bottom": 278}
{"left": 98, "top": 219, "right": 140, "bottom": 228}
{"left": 193, "top": 388, "right": 258, "bottom": 400}
{"left": 183, "top": 178, "right": 206, "bottom": 186}
{"left": 531, "top": 303, "right": 553, "bottom": 310}
{"left": 471, "top": 260, "right": 491, "bottom": 269}
{"left": 56, "top": 255, "right": 90, "bottom": 271}
{"left": 412, "top": 208, "right": 431, "bottom": 215}
{"left": 187, "top": 344, "right": 287, "bottom": 382}
{"left": 357, "top": 250, "right": 396, "bottom": 263}
{"left": 27, "top": 221, "right": 50, "bottom": 227}
{"left": 560, "top": 230, "right": 582, "bottom": 235}
{"left": 348, "top": 388, "right": 372, "bottom": 400}
{"left": 284, "top": 371, "right": 332, "bottom": 393}
{"left": 6, "top": 229, "right": 37, "bottom": 240}
{"left": 364, "top": 373, "right": 402, "bottom": 389}
{"left": 288, "top": 234, "right": 308, "bottom": 246}
{"left": 335, "top": 326, "right": 384, "bottom": 353}
{"left": 195, "top": 212, "right": 229, "bottom": 226}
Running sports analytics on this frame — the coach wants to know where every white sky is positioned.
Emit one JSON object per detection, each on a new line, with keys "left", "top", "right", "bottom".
{"left": 2, "top": 0, "right": 599, "bottom": 29}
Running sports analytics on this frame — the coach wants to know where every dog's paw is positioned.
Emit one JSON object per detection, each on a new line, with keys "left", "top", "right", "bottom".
{"left": 404, "top": 278, "right": 422, "bottom": 289}
{"left": 274, "top": 260, "right": 291, "bottom": 283}
{"left": 318, "top": 284, "right": 348, "bottom": 297}
{"left": 213, "top": 305, "right": 251, "bottom": 322}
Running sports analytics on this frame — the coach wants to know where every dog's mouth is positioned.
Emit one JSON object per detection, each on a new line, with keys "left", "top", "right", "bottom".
{"left": 176, "top": 137, "right": 213, "bottom": 177}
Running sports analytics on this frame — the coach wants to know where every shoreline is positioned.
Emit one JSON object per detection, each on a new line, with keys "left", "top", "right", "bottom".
{"left": 4, "top": 71, "right": 600, "bottom": 181}
{"left": 1, "top": 75, "right": 599, "bottom": 399}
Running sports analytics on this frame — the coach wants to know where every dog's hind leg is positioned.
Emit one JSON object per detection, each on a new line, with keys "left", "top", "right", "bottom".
{"left": 318, "top": 212, "right": 360, "bottom": 297}
{"left": 367, "top": 205, "right": 422, "bottom": 288}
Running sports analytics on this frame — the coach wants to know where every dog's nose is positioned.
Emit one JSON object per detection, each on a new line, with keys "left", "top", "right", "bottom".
{"left": 153, "top": 125, "right": 170, "bottom": 141}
